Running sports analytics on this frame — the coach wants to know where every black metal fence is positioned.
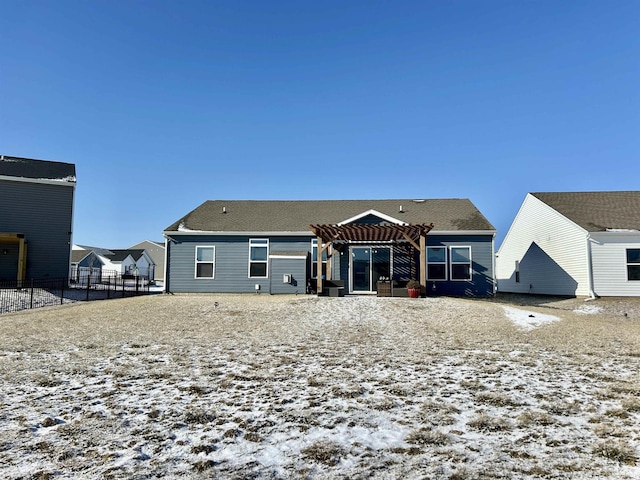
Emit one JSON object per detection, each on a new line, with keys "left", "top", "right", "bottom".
{"left": 0, "top": 272, "right": 150, "bottom": 314}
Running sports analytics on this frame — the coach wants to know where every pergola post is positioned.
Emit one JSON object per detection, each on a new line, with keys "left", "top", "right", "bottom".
{"left": 419, "top": 234, "right": 426, "bottom": 292}
{"left": 1, "top": 233, "right": 27, "bottom": 284}
{"left": 316, "top": 235, "right": 324, "bottom": 294}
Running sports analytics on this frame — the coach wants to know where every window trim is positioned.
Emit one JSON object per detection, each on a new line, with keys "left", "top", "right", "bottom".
{"left": 627, "top": 248, "right": 640, "bottom": 281}
{"left": 194, "top": 245, "right": 215, "bottom": 279}
{"left": 248, "top": 238, "right": 269, "bottom": 278}
{"left": 449, "top": 246, "right": 472, "bottom": 281}
{"left": 426, "top": 246, "right": 448, "bottom": 281}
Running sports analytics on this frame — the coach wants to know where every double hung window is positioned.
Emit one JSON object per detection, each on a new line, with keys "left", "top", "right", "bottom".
{"left": 627, "top": 249, "right": 640, "bottom": 281}
{"left": 249, "top": 239, "right": 269, "bottom": 278}
{"left": 426, "top": 247, "right": 447, "bottom": 280}
{"left": 195, "top": 246, "right": 215, "bottom": 278}
{"left": 450, "top": 246, "right": 472, "bottom": 281}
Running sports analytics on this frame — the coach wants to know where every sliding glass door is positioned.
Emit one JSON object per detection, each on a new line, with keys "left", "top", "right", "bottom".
{"left": 350, "top": 246, "right": 391, "bottom": 293}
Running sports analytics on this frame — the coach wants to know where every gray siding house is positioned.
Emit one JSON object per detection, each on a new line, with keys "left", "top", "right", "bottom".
{"left": 0, "top": 155, "right": 76, "bottom": 282}
{"left": 497, "top": 191, "right": 640, "bottom": 297}
{"left": 164, "top": 199, "right": 496, "bottom": 296}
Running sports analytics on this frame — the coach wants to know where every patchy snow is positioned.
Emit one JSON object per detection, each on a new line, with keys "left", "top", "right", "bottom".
{"left": 38, "top": 175, "right": 76, "bottom": 183}
{"left": 503, "top": 306, "right": 560, "bottom": 330}
{"left": 177, "top": 221, "right": 199, "bottom": 232}
{"left": 574, "top": 304, "right": 605, "bottom": 315}
{"left": 0, "top": 295, "right": 639, "bottom": 479}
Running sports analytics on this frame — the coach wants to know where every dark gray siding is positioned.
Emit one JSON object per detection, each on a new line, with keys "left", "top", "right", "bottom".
{"left": 165, "top": 233, "right": 494, "bottom": 296}
{"left": 426, "top": 235, "right": 494, "bottom": 296}
{"left": 166, "top": 235, "right": 312, "bottom": 293}
{"left": 0, "top": 179, "right": 74, "bottom": 280}
{"left": 270, "top": 257, "right": 307, "bottom": 294}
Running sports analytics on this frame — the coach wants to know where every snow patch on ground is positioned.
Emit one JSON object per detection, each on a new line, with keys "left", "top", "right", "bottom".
{"left": 503, "top": 306, "right": 560, "bottom": 330}
{"left": 573, "top": 304, "right": 604, "bottom": 315}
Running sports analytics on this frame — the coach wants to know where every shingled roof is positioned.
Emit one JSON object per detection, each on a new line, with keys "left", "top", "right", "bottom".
{"left": 532, "top": 191, "right": 640, "bottom": 232}
{"left": 0, "top": 155, "right": 76, "bottom": 183}
{"left": 165, "top": 199, "right": 495, "bottom": 233}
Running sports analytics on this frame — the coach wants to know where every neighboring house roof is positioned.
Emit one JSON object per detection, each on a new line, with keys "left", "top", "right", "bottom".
{"left": 71, "top": 250, "right": 92, "bottom": 264}
{"left": 532, "top": 191, "right": 640, "bottom": 232}
{"left": 130, "top": 240, "right": 164, "bottom": 250}
{"left": 0, "top": 155, "right": 76, "bottom": 183}
{"left": 74, "top": 245, "right": 156, "bottom": 265}
{"left": 165, "top": 199, "right": 495, "bottom": 233}
{"left": 104, "top": 249, "right": 139, "bottom": 262}
{"left": 75, "top": 245, "right": 115, "bottom": 256}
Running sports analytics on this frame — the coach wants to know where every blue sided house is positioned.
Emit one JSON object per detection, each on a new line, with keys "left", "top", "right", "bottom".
{"left": 163, "top": 199, "right": 496, "bottom": 296}
{"left": 0, "top": 155, "right": 76, "bottom": 282}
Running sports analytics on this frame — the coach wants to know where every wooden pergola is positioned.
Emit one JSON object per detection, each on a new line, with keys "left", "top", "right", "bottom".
{"left": 309, "top": 223, "right": 434, "bottom": 294}
{"left": 0, "top": 233, "right": 27, "bottom": 283}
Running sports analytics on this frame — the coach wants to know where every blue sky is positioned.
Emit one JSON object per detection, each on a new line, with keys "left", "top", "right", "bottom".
{"left": 2, "top": 0, "right": 638, "bottom": 248}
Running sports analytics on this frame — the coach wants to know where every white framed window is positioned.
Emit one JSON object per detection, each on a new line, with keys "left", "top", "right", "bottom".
{"left": 195, "top": 246, "right": 215, "bottom": 279}
{"left": 249, "top": 239, "right": 269, "bottom": 278}
{"left": 450, "top": 246, "right": 472, "bottom": 281}
{"left": 426, "top": 246, "right": 447, "bottom": 281}
{"left": 311, "top": 239, "right": 327, "bottom": 279}
{"left": 627, "top": 249, "right": 640, "bottom": 281}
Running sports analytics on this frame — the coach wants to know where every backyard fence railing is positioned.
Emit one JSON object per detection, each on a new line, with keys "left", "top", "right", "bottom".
{"left": 0, "top": 272, "right": 150, "bottom": 315}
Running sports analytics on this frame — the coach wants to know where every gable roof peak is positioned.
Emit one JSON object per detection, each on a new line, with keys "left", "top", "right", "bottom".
{"left": 531, "top": 191, "right": 640, "bottom": 232}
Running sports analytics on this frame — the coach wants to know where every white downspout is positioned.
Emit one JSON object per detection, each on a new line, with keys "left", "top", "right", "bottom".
{"left": 585, "top": 234, "right": 597, "bottom": 299}
{"left": 163, "top": 234, "right": 170, "bottom": 294}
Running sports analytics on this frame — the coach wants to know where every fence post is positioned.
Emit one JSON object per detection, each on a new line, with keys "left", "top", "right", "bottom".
{"left": 107, "top": 276, "right": 111, "bottom": 299}
{"left": 86, "top": 273, "right": 90, "bottom": 301}
{"left": 122, "top": 276, "right": 126, "bottom": 298}
{"left": 30, "top": 279, "right": 35, "bottom": 309}
{"left": 60, "top": 279, "right": 65, "bottom": 305}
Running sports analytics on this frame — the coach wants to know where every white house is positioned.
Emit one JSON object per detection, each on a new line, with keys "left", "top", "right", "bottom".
{"left": 129, "top": 240, "right": 165, "bottom": 281}
{"left": 99, "top": 249, "right": 155, "bottom": 278}
{"left": 496, "top": 192, "right": 640, "bottom": 297}
{"left": 73, "top": 245, "right": 156, "bottom": 280}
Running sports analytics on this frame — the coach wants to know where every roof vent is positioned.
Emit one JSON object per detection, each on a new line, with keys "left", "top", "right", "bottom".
{"left": 399, "top": 205, "right": 404, "bottom": 213}
{"left": 413, "top": 199, "right": 425, "bottom": 203}
{"left": 222, "top": 206, "right": 227, "bottom": 214}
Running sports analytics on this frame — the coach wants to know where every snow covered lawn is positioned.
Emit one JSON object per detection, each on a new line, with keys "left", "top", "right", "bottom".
{"left": 1, "top": 294, "right": 639, "bottom": 479}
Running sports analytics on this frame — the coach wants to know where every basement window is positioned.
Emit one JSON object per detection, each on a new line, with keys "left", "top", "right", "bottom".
{"left": 627, "top": 249, "right": 640, "bottom": 281}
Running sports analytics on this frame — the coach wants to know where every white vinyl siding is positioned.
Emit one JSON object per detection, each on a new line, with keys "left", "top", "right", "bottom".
{"left": 590, "top": 233, "right": 640, "bottom": 296}
{"left": 496, "top": 194, "right": 590, "bottom": 296}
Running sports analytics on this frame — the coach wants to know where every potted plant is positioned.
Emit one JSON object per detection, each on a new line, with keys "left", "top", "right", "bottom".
{"left": 406, "top": 279, "right": 421, "bottom": 298}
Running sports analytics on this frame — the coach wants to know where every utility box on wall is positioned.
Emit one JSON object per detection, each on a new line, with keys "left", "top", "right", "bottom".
{"left": 283, "top": 274, "right": 292, "bottom": 284}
